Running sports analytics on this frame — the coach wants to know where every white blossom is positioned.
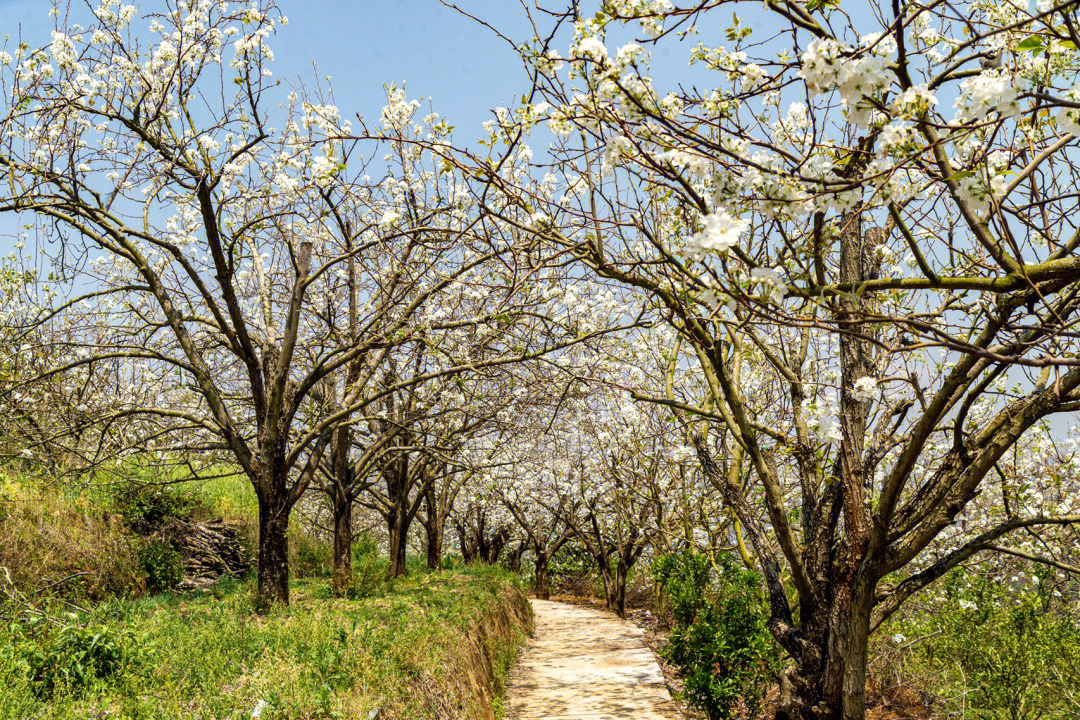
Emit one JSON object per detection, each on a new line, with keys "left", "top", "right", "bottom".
{"left": 954, "top": 71, "right": 1021, "bottom": 122}
{"left": 687, "top": 208, "right": 747, "bottom": 257}
{"left": 852, "top": 376, "right": 878, "bottom": 403}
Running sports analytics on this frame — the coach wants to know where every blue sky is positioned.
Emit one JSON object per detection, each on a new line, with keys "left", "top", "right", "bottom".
{"left": 0, "top": 0, "right": 536, "bottom": 135}
{"left": 0, "top": 0, "right": 549, "bottom": 257}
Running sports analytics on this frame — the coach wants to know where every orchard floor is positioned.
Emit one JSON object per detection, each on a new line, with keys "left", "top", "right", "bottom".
{"left": 506, "top": 599, "right": 683, "bottom": 720}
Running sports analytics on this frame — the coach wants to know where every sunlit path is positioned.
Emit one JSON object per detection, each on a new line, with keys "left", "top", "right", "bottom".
{"left": 507, "top": 599, "right": 682, "bottom": 720}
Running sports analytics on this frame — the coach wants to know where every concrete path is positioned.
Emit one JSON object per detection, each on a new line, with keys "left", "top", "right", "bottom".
{"left": 506, "top": 599, "right": 683, "bottom": 720}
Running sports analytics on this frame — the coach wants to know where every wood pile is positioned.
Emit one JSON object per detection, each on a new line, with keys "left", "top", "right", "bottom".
{"left": 163, "top": 518, "right": 249, "bottom": 590}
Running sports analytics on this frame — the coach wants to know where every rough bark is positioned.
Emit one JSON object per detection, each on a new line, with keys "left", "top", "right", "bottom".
{"left": 426, "top": 517, "right": 444, "bottom": 570}
{"left": 775, "top": 221, "right": 883, "bottom": 720}
{"left": 256, "top": 489, "right": 291, "bottom": 606}
{"left": 777, "top": 577, "right": 875, "bottom": 720}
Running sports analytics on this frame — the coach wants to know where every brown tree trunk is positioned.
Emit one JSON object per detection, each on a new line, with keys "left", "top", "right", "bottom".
{"left": 534, "top": 552, "right": 551, "bottom": 600}
{"left": 328, "top": 413, "right": 354, "bottom": 596}
{"left": 505, "top": 539, "right": 526, "bottom": 572}
{"left": 455, "top": 519, "right": 478, "bottom": 564}
{"left": 426, "top": 519, "right": 443, "bottom": 571}
{"left": 256, "top": 488, "right": 291, "bottom": 607}
{"left": 331, "top": 494, "right": 352, "bottom": 596}
{"left": 597, "top": 556, "right": 615, "bottom": 611}
{"left": 387, "top": 505, "right": 410, "bottom": 578}
{"left": 777, "top": 579, "right": 874, "bottom": 720}
{"left": 613, "top": 558, "right": 628, "bottom": 619}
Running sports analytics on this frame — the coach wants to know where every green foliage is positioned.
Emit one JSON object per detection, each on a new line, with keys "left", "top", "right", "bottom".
{"left": 348, "top": 532, "right": 387, "bottom": 599}
{"left": 549, "top": 540, "right": 593, "bottom": 582}
{"left": 115, "top": 486, "right": 196, "bottom": 535}
{"left": 879, "top": 568, "right": 1080, "bottom": 720}
{"left": 546, "top": 540, "right": 606, "bottom": 598}
{"left": 192, "top": 473, "right": 258, "bottom": 526}
{"left": 136, "top": 540, "right": 183, "bottom": 594}
{"left": 2, "top": 607, "right": 133, "bottom": 698}
{"left": 290, "top": 525, "right": 331, "bottom": 579}
{"left": 0, "top": 566, "right": 528, "bottom": 719}
{"left": 653, "top": 550, "right": 780, "bottom": 720}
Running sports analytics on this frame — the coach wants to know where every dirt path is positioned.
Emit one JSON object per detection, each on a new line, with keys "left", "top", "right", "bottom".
{"left": 506, "top": 599, "right": 683, "bottom": 720}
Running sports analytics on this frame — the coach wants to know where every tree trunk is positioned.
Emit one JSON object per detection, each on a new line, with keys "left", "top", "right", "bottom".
{"left": 387, "top": 505, "right": 410, "bottom": 578}
{"left": 331, "top": 494, "right": 352, "bottom": 596}
{"left": 597, "top": 556, "right": 615, "bottom": 611}
{"left": 534, "top": 552, "right": 551, "bottom": 600}
{"left": 256, "top": 489, "right": 291, "bottom": 607}
{"left": 456, "top": 520, "right": 478, "bottom": 564}
{"left": 613, "top": 558, "right": 628, "bottom": 619}
{"left": 426, "top": 519, "right": 443, "bottom": 571}
{"left": 505, "top": 539, "right": 526, "bottom": 572}
{"left": 777, "top": 580, "right": 874, "bottom": 720}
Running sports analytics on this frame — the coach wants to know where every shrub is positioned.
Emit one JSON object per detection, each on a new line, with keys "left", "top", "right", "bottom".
{"left": 137, "top": 539, "right": 184, "bottom": 594}
{"left": 2, "top": 609, "right": 130, "bottom": 697}
{"left": 290, "top": 525, "right": 332, "bottom": 579}
{"left": 116, "top": 486, "right": 196, "bottom": 534}
{"left": 349, "top": 532, "right": 387, "bottom": 599}
{"left": 653, "top": 550, "right": 780, "bottom": 720}
{"left": 878, "top": 567, "right": 1080, "bottom": 720}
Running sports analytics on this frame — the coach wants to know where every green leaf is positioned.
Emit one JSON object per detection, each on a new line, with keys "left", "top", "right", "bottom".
{"left": 945, "top": 170, "right": 974, "bottom": 181}
{"left": 1015, "top": 35, "right": 1044, "bottom": 53}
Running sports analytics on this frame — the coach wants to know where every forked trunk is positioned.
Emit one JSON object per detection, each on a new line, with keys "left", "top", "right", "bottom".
{"left": 778, "top": 579, "right": 874, "bottom": 720}
{"left": 331, "top": 495, "right": 352, "bottom": 596}
{"left": 534, "top": 552, "right": 551, "bottom": 600}
{"left": 256, "top": 489, "right": 291, "bottom": 607}
{"left": 456, "top": 521, "right": 477, "bottom": 564}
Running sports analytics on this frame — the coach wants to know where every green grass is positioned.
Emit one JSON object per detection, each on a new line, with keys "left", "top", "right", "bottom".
{"left": 192, "top": 471, "right": 259, "bottom": 525}
{"left": 1, "top": 564, "right": 530, "bottom": 720}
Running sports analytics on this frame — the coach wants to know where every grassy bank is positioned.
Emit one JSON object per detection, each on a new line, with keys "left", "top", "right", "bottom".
{"left": 0, "top": 566, "right": 533, "bottom": 720}
{"left": 0, "top": 469, "right": 335, "bottom": 601}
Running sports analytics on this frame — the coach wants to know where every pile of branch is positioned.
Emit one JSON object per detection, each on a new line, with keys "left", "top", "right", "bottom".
{"left": 163, "top": 518, "right": 249, "bottom": 591}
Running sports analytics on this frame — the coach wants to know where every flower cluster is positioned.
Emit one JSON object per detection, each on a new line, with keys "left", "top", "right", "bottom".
{"left": 954, "top": 70, "right": 1021, "bottom": 122}
{"left": 686, "top": 208, "right": 747, "bottom": 258}
{"left": 799, "top": 39, "right": 893, "bottom": 127}
{"left": 851, "top": 376, "right": 878, "bottom": 403}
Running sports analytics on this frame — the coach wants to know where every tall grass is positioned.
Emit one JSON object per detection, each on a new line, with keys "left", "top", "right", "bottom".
{"left": 0, "top": 473, "right": 142, "bottom": 601}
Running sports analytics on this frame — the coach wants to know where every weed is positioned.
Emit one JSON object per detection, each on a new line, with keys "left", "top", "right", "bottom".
{"left": 115, "top": 486, "right": 196, "bottom": 535}
{"left": 0, "top": 477, "right": 141, "bottom": 601}
{"left": 136, "top": 540, "right": 183, "bottom": 594}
